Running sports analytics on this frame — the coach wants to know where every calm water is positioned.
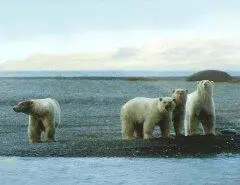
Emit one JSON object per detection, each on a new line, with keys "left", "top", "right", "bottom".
{"left": 0, "top": 71, "right": 194, "bottom": 77}
{"left": 0, "top": 70, "right": 239, "bottom": 77}
{"left": 0, "top": 155, "right": 239, "bottom": 185}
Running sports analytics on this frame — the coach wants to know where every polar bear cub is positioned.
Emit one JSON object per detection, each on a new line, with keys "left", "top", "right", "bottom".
{"left": 120, "top": 97, "right": 176, "bottom": 140}
{"left": 13, "top": 98, "right": 61, "bottom": 143}
{"left": 171, "top": 89, "right": 188, "bottom": 136}
{"left": 184, "top": 80, "right": 216, "bottom": 136}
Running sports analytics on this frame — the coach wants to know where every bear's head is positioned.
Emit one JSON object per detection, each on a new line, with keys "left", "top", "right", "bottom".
{"left": 172, "top": 89, "right": 188, "bottom": 105}
{"left": 13, "top": 100, "right": 34, "bottom": 114}
{"left": 157, "top": 97, "right": 176, "bottom": 112}
{"left": 197, "top": 80, "right": 214, "bottom": 95}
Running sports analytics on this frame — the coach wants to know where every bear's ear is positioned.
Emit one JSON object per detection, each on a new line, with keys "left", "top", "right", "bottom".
{"left": 26, "top": 100, "right": 34, "bottom": 106}
{"left": 159, "top": 97, "right": 163, "bottom": 101}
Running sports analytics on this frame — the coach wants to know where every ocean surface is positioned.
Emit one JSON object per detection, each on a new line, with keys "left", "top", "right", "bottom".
{"left": 0, "top": 71, "right": 194, "bottom": 77}
{"left": 0, "top": 70, "right": 240, "bottom": 77}
{"left": 0, "top": 71, "right": 239, "bottom": 184}
{"left": 0, "top": 155, "right": 240, "bottom": 185}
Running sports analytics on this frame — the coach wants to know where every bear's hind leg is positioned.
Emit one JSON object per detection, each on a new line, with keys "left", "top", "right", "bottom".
{"left": 42, "top": 118, "right": 55, "bottom": 142}
{"left": 134, "top": 123, "right": 143, "bottom": 138}
{"left": 44, "top": 126, "right": 55, "bottom": 142}
{"left": 121, "top": 120, "right": 135, "bottom": 140}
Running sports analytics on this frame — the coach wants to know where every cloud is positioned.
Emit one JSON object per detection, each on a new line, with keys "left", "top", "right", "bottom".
{"left": 111, "top": 47, "right": 140, "bottom": 60}
{"left": 0, "top": 30, "right": 165, "bottom": 63}
{"left": 1, "top": 38, "right": 240, "bottom": 71}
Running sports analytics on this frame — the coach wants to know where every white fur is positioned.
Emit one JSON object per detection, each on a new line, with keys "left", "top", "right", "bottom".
{"left": 120, "top": 97, "right": 175, "bottom": 140}
{"left": 184, "top": 80, "right": 216, "bottom": 136}
{"left": 29, "top": 98, "right": 61, "bottom": 142}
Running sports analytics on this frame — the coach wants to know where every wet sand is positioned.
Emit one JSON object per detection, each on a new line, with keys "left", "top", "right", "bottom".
{"left": 0, "top": 125, "right": 239, "bottom": 157}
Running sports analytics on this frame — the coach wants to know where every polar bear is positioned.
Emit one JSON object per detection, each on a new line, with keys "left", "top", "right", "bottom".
{"left": 120, "top": 97, "right": 176, "bottom": 140}
{"left": 171, "top": 89, "right": 188, "bottom": 136}
{"left": 13, "top": 98, "right": 61, "bottom": 143}
{"left": 184, "top": 80, "right": 216, "bottom": 136}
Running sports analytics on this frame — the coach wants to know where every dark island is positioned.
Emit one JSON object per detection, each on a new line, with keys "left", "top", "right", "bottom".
{"left": 186, "top": 70, "right": 233, "bottom": 82}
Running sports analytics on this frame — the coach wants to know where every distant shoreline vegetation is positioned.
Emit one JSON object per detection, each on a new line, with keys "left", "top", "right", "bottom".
{"left": 0, "top": 70, "right": 240, "bottom": 78}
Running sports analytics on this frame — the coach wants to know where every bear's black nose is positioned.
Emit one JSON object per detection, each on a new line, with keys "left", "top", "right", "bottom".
{"left": 165, "top": 104, "right": 170, "bottom": 109}
{"left": 13, "top": 106, "right": 17, "bottom": 112}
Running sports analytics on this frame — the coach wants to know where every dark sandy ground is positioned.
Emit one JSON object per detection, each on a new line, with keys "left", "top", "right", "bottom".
{"left": 0, "top": 129, "right": 239, "bottom": 157}
{"left": 0, "top": 77, "right": 239, "bottom": 157}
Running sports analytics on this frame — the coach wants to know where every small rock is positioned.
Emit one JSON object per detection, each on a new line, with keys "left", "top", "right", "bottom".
{"left": 220, "top": 129, "right": 238, "bottom": 135}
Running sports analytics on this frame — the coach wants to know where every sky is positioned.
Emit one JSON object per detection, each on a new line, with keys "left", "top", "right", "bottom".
{"left": 1, "top": 0, "right": 240, "bottom": 70}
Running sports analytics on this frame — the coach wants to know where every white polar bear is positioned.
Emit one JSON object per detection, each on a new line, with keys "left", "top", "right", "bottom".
{"left": 13, "top": 98, "right": 61, "bottom": 143}
{"left": 184, "top": 80, "right": 216, "bottom": 136}
{"left": 120, "top": 97, "right": 176, "bottom": 140}
{"left": 171, "top": 89, "right": 188, "bottom": 136}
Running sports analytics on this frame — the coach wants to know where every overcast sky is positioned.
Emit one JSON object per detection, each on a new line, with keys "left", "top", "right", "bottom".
{"left": 1, "top": 0, "right": 240, "bottom": 70}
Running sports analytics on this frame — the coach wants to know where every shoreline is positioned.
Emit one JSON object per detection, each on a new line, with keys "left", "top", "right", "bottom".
{"left": 0, "top": 134, "right": 239, "bottom": 157}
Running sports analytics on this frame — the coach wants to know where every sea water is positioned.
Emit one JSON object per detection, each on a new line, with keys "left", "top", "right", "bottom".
{"left": 0, "top": 155, "right": 239, "bottom": 185}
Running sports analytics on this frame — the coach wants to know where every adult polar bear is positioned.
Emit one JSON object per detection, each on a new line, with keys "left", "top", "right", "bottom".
{"left": 184, "top": 80, "right": 216, "bottom": 136}
{"left": 13, "top": 98, "right": 61, "bottom": 143}
{"left": 121, "top": 97, "right": 176, "bottom": 140}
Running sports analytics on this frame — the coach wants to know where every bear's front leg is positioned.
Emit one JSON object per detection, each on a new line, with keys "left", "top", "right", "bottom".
{"left": 28, "top": 116, "right": 41, "bottom": 143}
{"left": 188, "top": 113, "right": 200, "bottom": 136}
{"left": 143, "top": 121, "right": 154, "bottom": 139}
{"left": 173, "top": 115, "right": 184, "bottom": 136}
{"left": 159, "top": 120, "right": 170, "bottom": 138}
{"left": 201, "top": 114, "right": 216, "bottom": 136}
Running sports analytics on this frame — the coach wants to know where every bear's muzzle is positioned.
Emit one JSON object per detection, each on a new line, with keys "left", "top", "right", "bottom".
{"left": 13, "top": 105, "right": 21, "bottom": 112}
{"left": 165, "top": 104, "right": 173, "bottom": 110}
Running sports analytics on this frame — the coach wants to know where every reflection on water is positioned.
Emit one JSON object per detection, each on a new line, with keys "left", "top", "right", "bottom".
{"left": 0, "top": 154, "right": 239, "bottom": 185}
